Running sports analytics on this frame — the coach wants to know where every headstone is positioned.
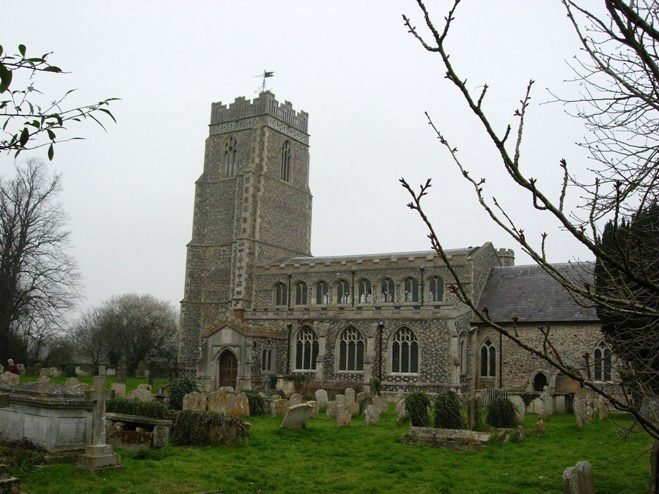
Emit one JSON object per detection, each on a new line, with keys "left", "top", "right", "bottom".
{"left": 326, "top": 401, "right": 337, "bottom": 420}
{"left": 77, "top": 374, "right": 121, "bottom": 470}
{"left": 534, "top": 419, "right": 545, "bottom": 436}
{"left": 345, "top": 388, "right": 355, "bottom": 406}
{"left": 396, "top": 400, "right": 408, "bottom": 422}
{"left": 65, "top": 377, "right": 80, "bottom": 389}
{"left": 271, "top": 398, "right": 289, "bottom": 417}
{"left": 554, "top": 394, "right": 566, "bottom": 414}
{"left": 0, "top": 372, "right": 19, "bottom": 387}
{"left": 0, "top": 464, "right": 20, "bottom": 494}
{"left": 573, "top": 398, "right": 593, "bottom": 428}
{"left": 75, "top": 366, "right": 89, "bottom": 377}
{"left": 289, "top": 393, "right": 303, "bottom": 407}
{"left": 135, "top": 360, "right": 146, "bottom": 378}
{"left": 509, "top": 395, "right": 526, "bottom": 425}
{"left": 39, "top": 367, "right": 49, "bottom": 377}
{"left": 335, "top": 404, "right": 352, "bottom": 427}
{"left": 110, "top": 383, "right": 126, "bottom": 397}
{"left": 116, "top": 365, "right": 126, "bottom": 384}
{"left": 359, "top": 396, "right": 373, "bottom": 415}
{"left": 364, "top": 405, "right": 380, "bottom": 425}
{"left": 373, "top": 395, "right": 387, "bottom": 415}
{"left": 315, "top": 389, "right": 328, "bottom": 405}
{"left": 516, "top": 425, "right": 526, "bottom": 442}
{"left": 207, "top": 391, "right": 249, "bottom": 417}
{"left": 130, "top": 387, "right": 154, "bottom": 402}
{"left": 597, "top": 396, "right": 609, "bottom": 420}
{"left": 336, "top": 394, "right": 346, "bottom": 406}
{"left": 306, "top": 400, "right": 321, "bottom": 416}
{"left": 219, "top": 386, "right": 235, "bottom": 393}
{"left": 275, "top": 378, "right": 295, "bottom": 396}
{"left": 562, "top": 461, "right": 595, "bottom": 494}
{"left": 362, "top": 384, "right": 371, "bottom": 395}
{"left": 48, "top": 367, "right": 61, "bottom": 377}
{"left": 137, "top": 383, "right": 152, "bottom": 391}
{"left": 540, "top": 387, "right": 553, "bottom": 420}
{"left": 281, "top": 403, "right": 314, "bottom": 429}
{"left": 356, "top": 391, "right": 369, "bottom": 408}
{"left": 182, "top": 391, "right": 206, "bottom": 411}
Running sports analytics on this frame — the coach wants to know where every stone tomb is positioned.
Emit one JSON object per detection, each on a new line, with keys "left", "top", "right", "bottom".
{"left": 206, "top": 391, "right": 249, "bottom": 417}
{"left": 281, "top": 403, "right": 314, "bottom": 429}
{"left": 105, "top": 412, "right": 172, "bottom": 450}
{"left": 401, "top": 427, "right": 491, "bottom": 451}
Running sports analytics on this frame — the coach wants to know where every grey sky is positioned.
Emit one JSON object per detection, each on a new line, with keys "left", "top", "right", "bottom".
{"left": 3, "top": 1, "right": 595, "bottom": 316}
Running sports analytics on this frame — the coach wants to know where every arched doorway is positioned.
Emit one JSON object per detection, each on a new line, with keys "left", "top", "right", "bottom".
{"left": 218, "top": 350, "right": 238, "bottom": 389}
{"left": 533, "top": 372, "right": 548, "bottom": 392}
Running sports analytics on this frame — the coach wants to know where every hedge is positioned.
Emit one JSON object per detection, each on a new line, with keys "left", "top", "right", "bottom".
{"left": 106, "top": 398, "right": 173, "bottom": 420}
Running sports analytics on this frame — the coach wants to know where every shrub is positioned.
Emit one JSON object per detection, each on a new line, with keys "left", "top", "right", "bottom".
{"left": 168, "top": 377, "right": 200, "bottom": 411}
{"left": 486, "top": 397, "right": 519, "bottom": 428}
{"left": 405, "top": 392, "right": 431, "bottom": 426}
{"left": 434, "top": 391, "right": 465, "bottom": 429}
{"left": 246, "top": 392, "right": 266, "bottom": 415}
{"left": 171, "top": 410, "right": 250, "bottom": 446}
{"left": 106, "top": 398, "right": 173, "bottom": 420}
{"left": 369, "top": 376, "right": 381, "bottom": 396}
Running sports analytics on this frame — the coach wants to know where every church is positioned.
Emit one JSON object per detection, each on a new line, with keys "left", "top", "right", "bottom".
{"left": 177, "top": 91, "right": 611, "bottom": 398}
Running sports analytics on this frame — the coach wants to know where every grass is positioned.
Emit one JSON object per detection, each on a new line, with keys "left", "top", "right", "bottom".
{"left": 19, "top": 374, "right": 170, "bottom": 394}
{"left": 3, "top": 408, "right": 653, "bottom": 494}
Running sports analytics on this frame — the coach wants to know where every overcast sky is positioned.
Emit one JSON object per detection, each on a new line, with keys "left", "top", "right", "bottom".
{"left": 3, "top": 1, "right": 597, "bottom": 318}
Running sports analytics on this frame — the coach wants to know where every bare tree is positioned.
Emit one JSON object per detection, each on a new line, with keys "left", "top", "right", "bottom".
{"left": 69, "top": 308, "right": 108, "bottom": 369}
{"left": 0, "top": 158, "right": 79, "bottom": 364}
{"left": 401, "top": 0, "right": 659, "bottom": 441}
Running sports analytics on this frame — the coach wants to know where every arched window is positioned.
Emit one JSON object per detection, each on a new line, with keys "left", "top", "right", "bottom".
{"left": 223, "top": 137, "right": 237, "bottom": 177}
{"left": 274, "top": 283, "right": 287, "bottom": 307}
{"left": 358, "top": 279, "right": 372, "bottom": 304}
{"left": 336, "top": 280, "right": 350, "bottom": 304}
{"left": 429, "top": 276, "right": 444, "bottom": 302}
{"left": 295, "top": 327, "right": 318, "bottom": 370}
{"left": 280, "top": 140, "right": 291, "bottom": 182}
{"left": 261, "top": 348, "right": 272, "bottom": 372}
{"left": 381, "top": 278, "right": 395, "bottom": 304}
{"left": 480, "top": 339, "right": 496, "bottom": 377}
{"left": 338, "top": 327, "right": 365, "bottom": 371}
{"left": 315, "top": 281, "right": 328, "bottom": 305}
{"left": 391, "top": 327, "right": 419, "bottom": 374}
{"left": 404, "top": 278, "right": 419, "bottom": 303}
{"left": 533, "top": 372, "right": 548, "bottom": 391}
{"left": 295, "top": 282, "right": 307, "bottom": 306}
{"left": 459, "top": 332, "right": 467, "bottom": 375}
{"left": 593, "top": 341, "right": 612, "bottom": 381}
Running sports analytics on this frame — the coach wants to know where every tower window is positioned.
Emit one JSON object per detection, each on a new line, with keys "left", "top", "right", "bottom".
{"left": 338, "top": 327, "right": 365, "bottom": 372}
{"left": 295, "top": 282, "right": 308, "bottom": 306}
{"left": 274, "top": 283, "right": 287, "bottom": 307}
{"left": 594, "top": 341, "right": 612, "bottom": 382}
{"left": 223, "top": 137, "right": 237, "bottom": 177}
{"left": 429, "top": 276, "right": 444, "bottom": 302}
{"left": 404, "top": 278, "right": 419, "bottom": 303}
{"left": 391, "top": 327, "right": 419, "bottom": 374}
{"left": 381, "top": 278, "right": 394, "bottom": 304}
{"left": 280, "top": 140, "right": 291, "bottom": 182}
{"left": 261, "top": 348, "right": 272, "bottom": 372}
{"left": 336, "top": 280, "right": 350, "bottom": 304}
{"left": 315, "top": 281, "right": 328, "bottom": 305}
{"left": 295, "top": 327, "right": 319, "bottom": 371}
{"left": 358, "top": 279, "right": 372, "bottom": 304}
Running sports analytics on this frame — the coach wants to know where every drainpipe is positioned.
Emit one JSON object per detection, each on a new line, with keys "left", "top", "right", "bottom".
{"left": 286, "top": 323, "right": 292, "bottom": 374}
{"left": 499, "top": 331, "right": 503, "bottom": 389}
{"left": 377, "top": 321, "right": 384, "bottom": 379}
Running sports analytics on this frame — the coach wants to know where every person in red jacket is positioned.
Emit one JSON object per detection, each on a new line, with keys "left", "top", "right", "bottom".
{"left": 7, "top": 359, "right": 21, "bottom": 375}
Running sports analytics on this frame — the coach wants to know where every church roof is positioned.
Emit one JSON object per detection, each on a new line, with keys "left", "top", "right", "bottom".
{"left": 475, "top": 262, "right": 598, "bottom": 324}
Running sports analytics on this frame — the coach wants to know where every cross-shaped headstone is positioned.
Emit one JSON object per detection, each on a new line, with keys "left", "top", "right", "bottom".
{"left": 85, "top": 366, "right": 114, "bottom": 446}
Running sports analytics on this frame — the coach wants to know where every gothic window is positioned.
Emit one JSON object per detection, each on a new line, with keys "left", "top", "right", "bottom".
{"left": 315, "top": 281, "right": 328, "bottom": 305}
{"left": 404, "top": 277, "right": 419, "bottom": 303}
{"left": 295, "top": 282, "right": 308, "bottom": 306}
{"left": 533, "top": 372, "right": 548, "bottom": 391}
{"left": 336, "top": 280, "right": 350, "bottom": 304}
{"left": 280, "top": 140, "right": 291, "bottom": 182}
{"left": 295, "top": 327, "right": 318, "bottom": 371}
{"left": 261, "top": 348, "right": 272, "bottom": 372}
{"left": 480, "top": 339, "right": 496, "bottom": 377}
{"left": 459, "top": 333, "right": 467, "bottom": 375}
{"left": 338, "top": 327, "right": 365, "bottom": 372}
{"left": 381, "top": 278, "right": 395, "bottom": 304}
{"left": 593, "top": 341, "right": 612, "bottom": 381}
{"left": 358, "top": 279, "right": 372, "bottom": 304}
{"left": 429, "top": 276, "right": 444, "bottom": 302}
{"left": 274, "top": 282, "right": 287, "bottom": 307}
{"left": 223, "top": 137, "right": 237, "bottom": 177}
{"left": 391, "top": 327, "right": 419, "bottom": 374}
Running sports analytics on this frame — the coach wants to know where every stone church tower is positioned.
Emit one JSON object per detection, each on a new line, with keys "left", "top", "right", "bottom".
{"left": 178, "top": 91, "right": 312, "bottom": 374}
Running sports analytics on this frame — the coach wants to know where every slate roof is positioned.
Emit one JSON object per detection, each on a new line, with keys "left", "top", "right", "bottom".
{"left": 475, "top": 262, "right": 598, "bottom": 324}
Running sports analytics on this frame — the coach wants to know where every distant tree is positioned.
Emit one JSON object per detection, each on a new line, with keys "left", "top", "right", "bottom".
{"left": 0, "top": 158, "right": 79, "bottom": 365}
{"left": 70, "top": 294, "right": 178, "bottom": 374}
{"left": 0, "top": 43, "right": 117, "bottom": 161}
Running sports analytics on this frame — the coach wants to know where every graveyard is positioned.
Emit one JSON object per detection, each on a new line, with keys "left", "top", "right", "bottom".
{"left": 0, "top": 376, "right": 652, "bottom": 494}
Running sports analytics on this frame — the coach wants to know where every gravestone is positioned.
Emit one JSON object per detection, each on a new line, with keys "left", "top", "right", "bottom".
{"left": 509, "top": 395, "right": 526, "bottom": 425}
{"left": 359, "top": 396, "right": 373, "bottom": 415}
{"left": 573, "top": 398, "right": 594, "bottom": 428}
{"left": 562, "top": 461, "right": 595, "bottom": 494}
{"left": 39, "top": 367, "right": 49, "bottom": 377}
{"left": 110, "top": 383, "right": 126, "bottom": 397}
{"left": 336, "top": 394, "right": 345, "bottom": 406}
{"left": 0, "top": 372, "right": 19, "bottom": 387}
{"left": 306, "top": 400, "right": 321, "bottom": 416}
{"left": 48, "top": 367, "right": 61, "bottom": 377}
{"left": 207, "top": 391, "right": 249, "bottom": 417}
{"left": 345, "top": 388, "right": 355, "bottom": 406}
{"left": 130, "top": 387, "right": 154, "bottom": 402}
{"left": 597, "top": 396, "right": 609, "bottom": 420}
{"left": 335, "top": 404, "right": 351, "bottom": 427}
{"left": 77, "top": 371, "right": 121, "bottom": 470}
{"left": 116, "top": 365, "right": 127, "bottom": 384}
{"left": 315, "top": 389, "right": 328, "bottom": 405}
{"left": 356, "top": 391, "right": 369, "bottom": 409}
{"left": 396, "top": 400, "right": 408, "bottom": 422}
{"left": 534, "top": 419, "right": 545, "bottom": 436}
{"left": 135, "top": 360, "right": 146, "bottom": 378}
{"left": 182, "top": 392, "right": 206, "bottom": 411}
{"left": 0, "top": 464, "right": 20, "bottom": 494}
{"left": 373, "top": 395, "right": 387, "bottom": 415}
{"left": 219, "top": 386, "right": 235, "bottom": 393}
{"left": 281, "top": 403, "right": 313, "bottom": 429}
{"left": 540, "top": 387, "right": 553, "bottom": 420}
{"left": 271, "top": 398, "right": 289, "bottom": 417}
{"left": 289, "top": 393, "right": 303, "bottom": 407}
{"left": 364, "top": 405, "right": 380, "bottom": 426}
{"left": 65, "top": 377, "right": 80, "bottom": 389}
{"left": 326, "top": 401, "right": 337, "bottom": 420}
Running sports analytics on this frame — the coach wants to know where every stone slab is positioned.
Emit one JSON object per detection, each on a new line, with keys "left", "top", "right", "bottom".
{"left": 281, "top": 403, "right": 313, "bottom": 429}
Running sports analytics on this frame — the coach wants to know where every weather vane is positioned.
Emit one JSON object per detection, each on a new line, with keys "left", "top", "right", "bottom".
{"left": 254, "top": 69, "right": 274, "bottom": 92}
